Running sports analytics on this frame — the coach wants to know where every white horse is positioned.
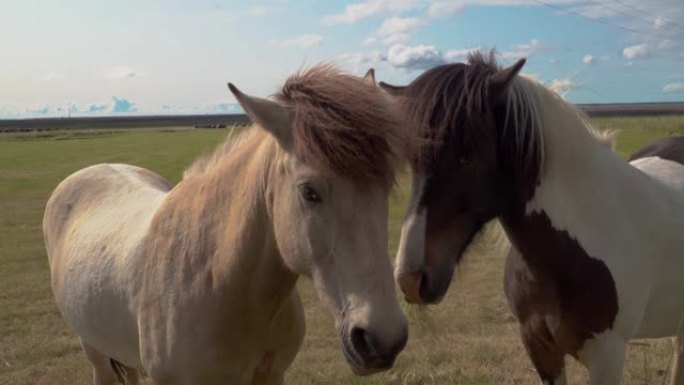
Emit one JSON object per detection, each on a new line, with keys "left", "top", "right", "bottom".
{"left": 43, "top": 65, "right": 408, "bottom": 385}
{"left": 381, "top": 52, "right": 684, "bottom": 385}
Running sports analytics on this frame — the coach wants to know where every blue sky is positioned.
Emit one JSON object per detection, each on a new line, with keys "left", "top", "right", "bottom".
{"left": 1, "top": 0, "right": 683, "bottom": 118}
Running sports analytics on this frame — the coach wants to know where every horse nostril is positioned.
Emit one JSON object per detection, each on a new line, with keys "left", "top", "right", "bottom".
{"left": 345, "top": 325, "right": 406, "bottom": 373}
{"left": 350, "top": 327, "right": 376, "bottom": 359}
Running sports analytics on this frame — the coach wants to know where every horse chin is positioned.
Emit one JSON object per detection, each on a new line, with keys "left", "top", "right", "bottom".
{"left": 420, "top": 222, "right": 483, "bottom": 304}
{"left": 342, "top": 349, "right": 390, "bottom": 376}
{"left": 348, "top": 361, "right": 385, "bottom": 376}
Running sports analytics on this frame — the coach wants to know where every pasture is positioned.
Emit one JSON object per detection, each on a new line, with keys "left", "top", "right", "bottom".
{"left": 1, "top": 115, "right": 683, "bottom": 384}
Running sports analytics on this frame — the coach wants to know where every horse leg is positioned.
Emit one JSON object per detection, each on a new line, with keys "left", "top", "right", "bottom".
{"left": 577, "top": 332, "right": 626, "bottom": 385}
{"left": 79, "top": 339, "right": 120, "bottom": 385}
{"left": 520, "top": 318, "right": 566, "bottom": 385}
{"left": 670, "top": 335, "right": 684, "bottom": 385}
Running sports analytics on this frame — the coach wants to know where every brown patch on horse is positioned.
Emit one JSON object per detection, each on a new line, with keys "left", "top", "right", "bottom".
{"left": 276, "top": 64, "right": 406, "bottom": 188}
{"left": 502, "top": 210, "right": 619, "bottom": 370}
{"left": 629, "top": 136, "right": 684, "bottom": 165}
{"left": 518, "top": 311, "right": 566, "bottom": 383}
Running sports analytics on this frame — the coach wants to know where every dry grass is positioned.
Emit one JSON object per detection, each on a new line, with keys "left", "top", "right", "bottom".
{"left": 1, "top": 116, "right": 684, "bottom": 384}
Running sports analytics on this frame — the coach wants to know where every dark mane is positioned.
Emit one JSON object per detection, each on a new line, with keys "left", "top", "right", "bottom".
{"left": 276, "top": 64, "right": 405, "bottom": 188}
{"left": 400, "top": 51, "right": 501, "bottom": 170}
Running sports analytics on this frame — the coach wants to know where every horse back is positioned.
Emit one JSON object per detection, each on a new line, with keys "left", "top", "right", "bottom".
{"left": 630, "top": 136, "right": 684, "bottom": 194}
{"left": 44, "top": 163, "right": 170, "bottom": 261}
{"left": 43, "top": 163, "right": 170, "bottom": 367}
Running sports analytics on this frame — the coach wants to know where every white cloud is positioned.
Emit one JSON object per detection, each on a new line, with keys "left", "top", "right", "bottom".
{"left": 382, "top": 33, "right": 411, "bottom": 45}
{"left": 363, "top": 37, "right": 378, "bottom": 46}
{"left": 108, "top": 96, "right": 137, "bottom": 113}
{"left": 322, "top": 0, "right": 421, "bottom": 25}
{"left": 443, "top": 47, "right": 480, "bottom": 61}
{"left": 565, "top": 3, "right": 616, "bottom": 18}
{"left": 622, "top": 44, "right": 649, "bottom": 59}
{"left": 275, "top": 34, "right": 324, "bottom": 49}
{"left": 106, "top": 65, "right": 142, "bottom": 80}
{"left": 501, "top": 39, "right": 547, "bottom": 59}
{"left": 387, "top": 44, "right": 447, "bottom": 70}
{"left": 427, "top": 0, "right": 466, "bottom": 18}
{"left": 663, "top": 82, "right": 684, "bottom": 93}
{"left": 25, "top": 105, "right": 51, "bottom": 115}
{"left": 549, "top": 58, "right": 560, "bottom": 64}
{"left": 86, "top": 103, "right": 108, "bottom": 113}
{"left": 582, "top": 54, "right": 595, "bottom": 65}
{"left": 22, "top": 103, "right": 78, "bottom": 117}
{"left": 548, "top": 78, "right": 578, "bottom": 96}
{"left": 377, "top": 17, "right": 423, "bottom": 36}
{"left": 383, "top": 44, "right": 479, "bottom": 71}
{"left": 338, "top": 51, "right": 388, "bottom": 65}
{"left": 205, "top": 102, "right": 243, "bottom": 113}
{"left": 247, "top": 6, "right": 284, "bottom": 16}
{"left": 654, "top": 17, "right": 667, "bottom": 30}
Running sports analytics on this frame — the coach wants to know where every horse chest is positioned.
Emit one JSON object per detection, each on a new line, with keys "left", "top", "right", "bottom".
{"left": 502, "top": 210, "right": 620, "bottom": 356}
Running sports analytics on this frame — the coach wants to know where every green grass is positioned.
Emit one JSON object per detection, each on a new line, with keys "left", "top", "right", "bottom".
{"left": 1, "top": 116, "right": 683, "bottom": 384}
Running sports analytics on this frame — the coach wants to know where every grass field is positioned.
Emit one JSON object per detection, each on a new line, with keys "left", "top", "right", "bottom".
{"left": 1, "top": 115, "right": 683, "bottom": 385}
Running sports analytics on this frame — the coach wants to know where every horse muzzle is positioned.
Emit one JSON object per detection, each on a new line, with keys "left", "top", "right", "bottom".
{"left": 340, "top": 323, "right": 408, "bottom": 375}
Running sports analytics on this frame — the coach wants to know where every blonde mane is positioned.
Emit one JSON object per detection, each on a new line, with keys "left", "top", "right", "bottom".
{"left": 182, "top": 126, "right": 272, "bottom": 179}
{"left": 506, "top": 76, "right": 617, "bottom": 166}
{"left": 184, "top": 64, "right": 406, "bottom": 188}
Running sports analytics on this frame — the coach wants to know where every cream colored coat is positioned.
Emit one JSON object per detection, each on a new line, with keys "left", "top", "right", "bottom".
{"left": 44, "top": 77, "right": 408, "bottom": 385}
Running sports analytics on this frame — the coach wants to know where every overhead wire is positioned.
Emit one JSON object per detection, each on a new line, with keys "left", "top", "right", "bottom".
{"left": 531, "top": 0, "right": 684, "bottom": 43}
{"left": 588, "top": 0, "right": 684, "bottom": 35}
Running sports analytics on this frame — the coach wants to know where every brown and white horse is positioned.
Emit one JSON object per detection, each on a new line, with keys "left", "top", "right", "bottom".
{"left": 381, "top": 52, "right": 684, "bottom": 384}
{"left": 43, "top": 65, "right": 408, "bottom": 385}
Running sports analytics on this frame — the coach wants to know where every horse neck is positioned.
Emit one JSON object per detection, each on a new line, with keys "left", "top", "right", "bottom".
{"left": 499, "top": 84, "right": 660, "bottom": 265}
{"left": 148, "top": 134, "right": 297, "bottom": 311}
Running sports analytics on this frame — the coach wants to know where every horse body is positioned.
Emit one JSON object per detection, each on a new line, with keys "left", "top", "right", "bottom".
{"left": 45, "top": 151, "right": 305, "bottom": 384}
{"left": 386, "top": 52, "right": 684, "bottom": 385}
{"left": 514, "top": 95, "right": 684, "bottom": 339}
{"left": 502, "top": 88, "right": 684, "bottom": 382}
{"left": 44, "top": 65, "right": 408, "bottom": 385}
{"left": 46, "top": 163, "right": 167, "bottom": 369}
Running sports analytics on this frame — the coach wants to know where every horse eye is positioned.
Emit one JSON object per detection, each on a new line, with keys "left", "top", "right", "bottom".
{"left": 298, "top": 184, "right": 321, "bottom": 203}
{"left": 458, "top": 154, "right": 471, "bottom": 165}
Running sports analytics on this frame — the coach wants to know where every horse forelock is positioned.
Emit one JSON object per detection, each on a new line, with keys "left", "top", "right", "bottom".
{"left": 403, "top": 50, "right": 614, "bottom": 201}
{"left": 276, "top": 63, "right": 406, "bottom": 188}
{"left": 400, "top": 51, "right": 499, "bottom": 170}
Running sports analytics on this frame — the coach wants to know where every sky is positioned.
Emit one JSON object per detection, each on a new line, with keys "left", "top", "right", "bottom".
{"left": 1, "top": 0, "right": 683, "bottom": 118}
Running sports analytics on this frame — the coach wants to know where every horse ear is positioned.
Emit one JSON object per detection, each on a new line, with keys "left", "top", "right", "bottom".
{"left": 488, "top": 58, "right": 526, "bottom": 102}
{"left": 378, "top": 81, "right": 407, "bottom": 96}
{"left": 363, "top": 68, "right": 376, "bottom": 86}
{"left": 228, "top": 83, "right": 294, "bottom": 149}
